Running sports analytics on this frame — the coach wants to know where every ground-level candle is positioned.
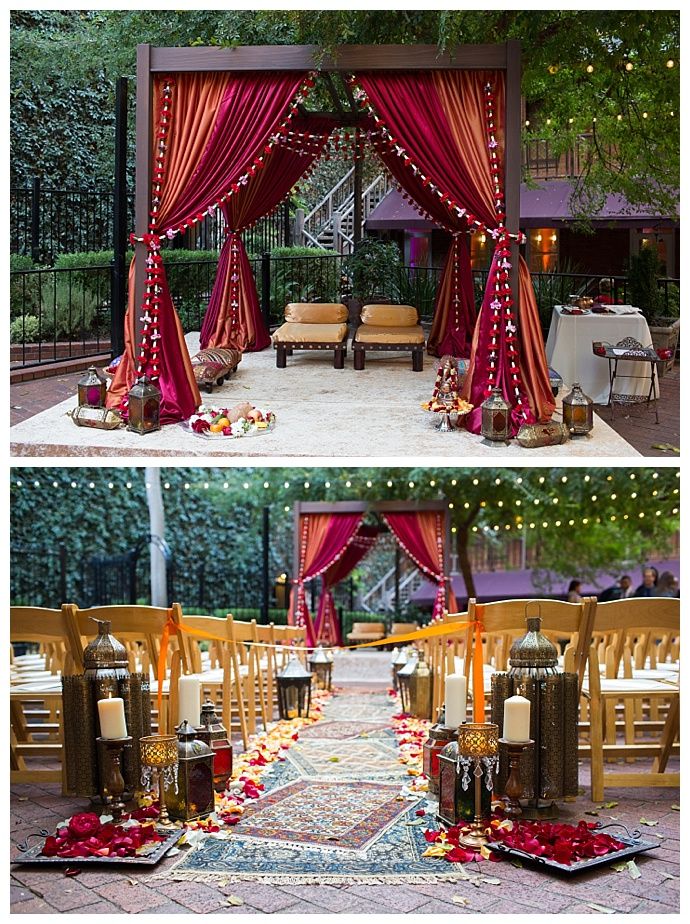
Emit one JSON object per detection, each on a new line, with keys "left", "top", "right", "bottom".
{"left": 97, "top": 696, "right": 127, "bottom": 739}
{"left": 503, "top": 694, "right": 531, "bottom": 742}
{"left": 178, "top": 675, "right": 201, "bottom": 727}
{"left": 444, "top": 673, "right": 467, "bottom": 727}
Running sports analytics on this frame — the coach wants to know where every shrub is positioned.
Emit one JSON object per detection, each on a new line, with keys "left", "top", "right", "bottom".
{"left": 628, "top": 247, "right": 664, "bottom": 322}
{"left": 342, "top": 238, "right": 401, "bottom": 300}
{"left": 10, "top": 314, "right": 39, "bottom": 343}
{"left": 10, "top": 255, "right": 41, "bottom": 319}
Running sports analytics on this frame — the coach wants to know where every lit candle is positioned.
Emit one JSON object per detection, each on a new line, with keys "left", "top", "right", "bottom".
{"left": 97, "top": 696, "right": 128, "bottom": 739}
{"left": 178, "top": 675, "right": 201, "bottom": 727}
{"left": 503, "top": 695, "right": 531, "bottom": 742}
{"left": 444, "top": 673, "right": 467, "bottom": 728}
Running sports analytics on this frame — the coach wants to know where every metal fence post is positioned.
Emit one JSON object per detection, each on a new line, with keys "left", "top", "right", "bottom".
{"left": 261, "top": 252, "right": 271, "bottom": 329}
{"left": 283, "top": 200, "right": 292, "bottom": 247}
{"left": 111, "top": 76, "right": 129, "bottom": 358}
{"left": 31, "top": 176, "right": 41, "bottom": 264}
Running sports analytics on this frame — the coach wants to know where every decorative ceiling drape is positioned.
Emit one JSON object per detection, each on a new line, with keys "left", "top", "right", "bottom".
{"left": 108, "top": 70, "right": 311, "bottom": 421}
{"left": 381, "top": 511, "right": 455, "bottom": 622}
{"left": 200, "top": 115, "right": 337, "bottom": 352}
{"left": 314, "top": 524, "right": 379, "bottom": 647}
{"left": 288, "top": 513, "right": 364, "bottom": 647}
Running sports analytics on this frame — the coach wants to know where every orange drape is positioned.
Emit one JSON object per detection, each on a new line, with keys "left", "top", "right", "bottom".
{"left": 518, "top": 255, "right": 556, "bottom": 422}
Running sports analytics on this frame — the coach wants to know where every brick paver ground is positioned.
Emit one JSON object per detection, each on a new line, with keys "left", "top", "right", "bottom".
{"left": 10, "top": 679, "right": 680, "bottom": 915}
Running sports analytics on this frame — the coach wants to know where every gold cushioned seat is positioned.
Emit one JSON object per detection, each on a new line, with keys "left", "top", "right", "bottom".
{"left": 354, "top": 324, "right": 425, "bottom": 345}
{"left": 272, "top": 322, "right": 349, "bottom": 344}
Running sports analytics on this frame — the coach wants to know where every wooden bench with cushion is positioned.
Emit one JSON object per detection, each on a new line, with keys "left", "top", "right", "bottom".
{"left": 391, "top": 622, "right": 419, "bottom": 637}
{"left": 272, "top": 303, "right": 349, "bottom": 369}
{"left": 353, "top": 304, "right": 425, "bottom": 371}
{"left": 346, "top": 622, "right": 387, "bottom": 643}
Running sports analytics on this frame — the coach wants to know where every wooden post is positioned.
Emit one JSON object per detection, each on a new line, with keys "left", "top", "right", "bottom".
{"left": 134, "top": 44, "right": 153, "bottom": 363}
{"left": 111, "top": 76, "right": 129, "bottom": 359}
{"left": 505, "top": 39, "right": 522, "bottom": 319}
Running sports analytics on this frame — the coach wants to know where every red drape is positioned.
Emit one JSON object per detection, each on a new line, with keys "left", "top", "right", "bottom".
{"left": 381, "top": 511, "right": 454, "bottom": 622}
{"left": 314, "top": 524, "right": 379, "bottom": 647}
{"left": 288, "top": 513, "right": 364, "bottom": 647}
{"left": 200, "top": 115, "right": 337, "bottom": 352}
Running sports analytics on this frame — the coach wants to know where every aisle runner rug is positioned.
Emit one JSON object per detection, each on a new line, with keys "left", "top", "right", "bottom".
{"left": 287, "top": 738, "right": 400, "bottom": 781}
{"left": 323, "top": 695, "right": 394, "bottom": 722}
{"left": 231, "top": 778, "right": 409, "bottom": 851}
{"left": 297, "top": 720, "right": 390, "bottom": 740}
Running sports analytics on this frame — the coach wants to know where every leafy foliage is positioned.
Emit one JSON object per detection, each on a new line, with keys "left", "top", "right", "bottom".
{"left": 343, "top": 239, "right": 401, "bottom": 300}
{"left": 627, "top": 247, "right": 664, "bottom": 322}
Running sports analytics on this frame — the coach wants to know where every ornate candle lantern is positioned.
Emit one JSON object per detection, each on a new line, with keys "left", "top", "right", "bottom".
{"left": 391, "top": 647, "right": 408, "bottom": 692}
{"left": 195, "top": 700, "right": 233, "bottom": 792}
{"left": 126, "top": 375, "right": 161, "bottom": 434}
{"left": 308, "top": 646, "right": 333, "bottom": 691}
{"left": 139, "top": 734, "right": 178, "bottom": 826}
{"left": 166, "top": 721, "right": 215, "bottom": 822}
{"left": 409, "top": 649, "right": 433, "bottom": 720}
{"left": 456, "top": 723, "right": 500, "bottom": 848}
{"left": 77, "top": 365, "right": 107, "bottom": 408}
{"left": 62, "top": 619, "right": 151, "bottom": 800}
{"left": 396, "top": 652, "right": 418, "bottom": 713}
{"left": 277, "top": 656, "right": 312, "bottom": 719}
{"left": 562, "top": 382, "right": 594, "bottom": 435}
{"left": 423, "top": 706, "right": 458, "bottom": 797}
{"left": 491, "top": 613, "right": 579, "bottom": 818}
{"left": 481, "top": 387, "right": 511, "bottom": 441}
{"left": 437, "top": 725, "right": 494, "bottom": 828}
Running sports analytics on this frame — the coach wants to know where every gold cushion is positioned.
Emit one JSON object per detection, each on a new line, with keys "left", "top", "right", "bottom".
{"left": 361, "top": 304, "right": 418, "bottom": 326}
{"left": 355, "top": 324, "right": 425, "bottom": 345}
{"left": 285, "top": 302, "right": 348, "bottom": 324}
{"left": 273, "top": 322, "right": 348, "bottom": 344}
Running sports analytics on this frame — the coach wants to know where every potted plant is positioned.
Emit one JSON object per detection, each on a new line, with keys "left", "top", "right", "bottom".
{"left": 627, "top": 247, "right": 680, "bottom": 376}
{"left": 342, "top": 238, "right": 401, "bottom": 321}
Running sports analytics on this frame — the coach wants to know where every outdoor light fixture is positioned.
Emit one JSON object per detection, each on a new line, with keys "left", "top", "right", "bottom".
{"left": 396, "top": 652, "right": 418, "bottom": 713}
{"left": 277, "top": 656, "right": 312, "bottom": 720}
{"left": 308, "top": 646, "right": 333, "bottom": 691}
{"left": 195, "top": 700, "right": 233, "bottom": 792}
{"left": 126, "top": 375, "right": 161, "bottom": 434}
{"left": 562, "top": 382, "right": 594, "bottom": 435}
{"left": 77, "top": 365, "right": 107, "bottom": 408}
{"left": 166, "top": 721, "right": 215, "bottom": 822}
{"left": 391, "top": 647, "right": 409, "bottom": 692}
{"left": 481, "top": 387, "right": 512, "bottom": 442}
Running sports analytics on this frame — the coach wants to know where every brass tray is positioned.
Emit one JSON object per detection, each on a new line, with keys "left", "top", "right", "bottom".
{"left": 11, "top": 825, "right": 185, "bottom": 867}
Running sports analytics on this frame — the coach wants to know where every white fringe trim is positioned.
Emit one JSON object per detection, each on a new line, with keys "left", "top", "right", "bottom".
{"left": 149, "top": 869, "right": 465, "bottom": 885}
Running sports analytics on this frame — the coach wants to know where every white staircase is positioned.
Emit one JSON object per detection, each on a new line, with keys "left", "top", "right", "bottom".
{"left": 302, "top": 170, "right": 392, "bottom": 253}
{"left": 360, "top": 563, "right": 424, "bottom": 614}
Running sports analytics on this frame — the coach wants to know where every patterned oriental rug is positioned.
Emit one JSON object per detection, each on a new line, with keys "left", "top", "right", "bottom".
{"left": 286, "top": 738, "right": 401, "bottom": 781}
{"left": 297, "top": 720, "right": 391, "bottom": 739}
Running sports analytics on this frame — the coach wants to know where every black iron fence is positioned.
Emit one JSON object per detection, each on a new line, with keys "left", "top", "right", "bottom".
{"left": 10, "top": 253, "right": 680, "bottom": 368}
{"left": 10, "top": 545, "right": 69, "bottom": 609}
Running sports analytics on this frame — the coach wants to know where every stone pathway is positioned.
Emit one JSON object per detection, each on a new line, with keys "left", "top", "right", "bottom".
{"left": 10, "top": 686, "right": 680, "bottom": 914}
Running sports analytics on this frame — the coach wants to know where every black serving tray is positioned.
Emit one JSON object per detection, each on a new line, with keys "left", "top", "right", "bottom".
{"left": 488, "top": 823, "right": 660, "bottom": 876}
{"left": 11, "top": 825, "right": 185, "bottom": 867}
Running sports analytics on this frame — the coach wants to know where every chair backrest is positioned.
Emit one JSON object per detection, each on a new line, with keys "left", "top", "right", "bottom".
{"left": 590, "top": 597, "right": 680, "bottom": 675}
{"left": 10, "top": 605, "right": 83, "bottom": 675}
{"left": 351, "top": 622, "right": 385, "bottom": 634}
{"left": 360, "top": 304, "right": 419, "bottom": 327}
{"left": 181, "top": 614, "right": 229, "bottom": 673}
{"left": 391, "top": 622, "right": 419, "bottom": 635}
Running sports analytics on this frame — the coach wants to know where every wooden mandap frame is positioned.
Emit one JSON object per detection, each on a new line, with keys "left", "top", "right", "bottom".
{"left": 291, "top": 499, "right": 453, "bottom": 616}
{"left": 133, "top": 41, "right": 522, "bottom": 353}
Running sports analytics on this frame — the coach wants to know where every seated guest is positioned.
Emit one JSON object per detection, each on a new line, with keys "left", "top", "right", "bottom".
{"left": 598, "top": 575, "right": 634, "bottom": 602}
{"left": 597, "top": 277, "right": 614, "bottom": 304}
{"left": 567, "top": 579, "right": 583, "bottom": 603}
{"left": 634, "top": 567, "right": 659, "bottom": 597}
{"left": 656, "top": 571, "right": 679, "bottom": 598}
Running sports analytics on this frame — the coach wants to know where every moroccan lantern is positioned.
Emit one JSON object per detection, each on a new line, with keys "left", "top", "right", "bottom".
{"left": 308, "top": 646, "right": 333, "bottom": 691}
{"left": 437, "top": 734, "right": 492, "bottom": 828}
{"left": 491, "top": 612, "right": 579, "bottom": 818}
{"left": 77, "top": 365, "right": 107, "bottom": 408}
{"left": 195, "top": 700, "right": 233, "bottom": 792}
{"left": 422, "top": 705, "right": 458, "bottom": 797}
{"left": 126, "top": 375, "right": 161, "bottom": 434}
{"left": 391, "top": 647, "right": 409, "bottom": 692}
{"left": 409, "top": 649, "right": 433, "bottom": 720}
{"left": 481, "top": 387, "right": 511, "bottom": 441}
{"left": 166, "top": 720, "right": 215, "bottom": 822}
{"left": 396, "top": 651, "right": 418, "bottom": 713}
{"left": 562, "top": 382, "right": 594, "bottom": 435}
{"left": 277, "top": 656, "right": 312, "bottom": 720}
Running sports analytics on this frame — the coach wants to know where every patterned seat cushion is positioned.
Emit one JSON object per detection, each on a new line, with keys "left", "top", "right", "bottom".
{"left": 192, "top": 347, "right": 242, "bottom": 369}
{"left": 272, "top": 322, "right": 348, "bottom": 344}
{"left": 355, "top": 324, "right": 425, "bottom": 345}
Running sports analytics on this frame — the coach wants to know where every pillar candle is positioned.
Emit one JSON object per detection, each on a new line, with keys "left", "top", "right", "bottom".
{"left": 178, "top": 675, "right": 201, "bottom": 728}
{"left": 503, "top": 695, "right": 531, "bottom": 742}
{"left": 444, "top": 673, "right": 467, "bottom": 728}
{"left": 97, "top": 696, "right": 127, "bottom": 739}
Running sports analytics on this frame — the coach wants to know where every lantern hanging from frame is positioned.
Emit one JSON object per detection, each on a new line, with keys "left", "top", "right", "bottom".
{"left": 77, "top": 365, "right": 107, "bottom": 408}
{"left": 126, "top": 375, "right": 161, "bottom": 434}
{"left": 277, "top": 656, "right": 313, "bottom": 719}
{"left": 308, "top": 646, "right": 333, "bottom": 691}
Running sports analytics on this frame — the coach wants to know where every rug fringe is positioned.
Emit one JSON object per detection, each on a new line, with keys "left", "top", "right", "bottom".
{"left": 148, "top": 870, "right": 464, "bottom": 885}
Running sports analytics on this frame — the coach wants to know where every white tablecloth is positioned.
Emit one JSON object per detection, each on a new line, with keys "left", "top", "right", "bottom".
{"left": 545, "top": 306, "right": 653, "bottom": 404}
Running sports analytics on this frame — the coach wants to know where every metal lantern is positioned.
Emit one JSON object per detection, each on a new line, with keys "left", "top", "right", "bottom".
{"left": 166, "top": 720, "right": 215, "bottom": 822}
{"left": 562, "top": 382, "right": 594, "bottom": 435}
{"left": 396, "top": 652, "right": 418, "bottom": 713}
{"left": 126, "top": 375, "right": 161, "bottom": 434}
{"left": 409, "top": 649, "right": 433, "bottom": 720}
{"left": 491, "top": 613, "right": 579, "bottom": 818}
{"left": 277, "top": 656, "right": 313, "bottom": 719}
{"left": 78, "top": 365, "right": 107, "bottom": 408}
{"left": 195, "top": 700, "right": 233, "bottom": 792}
{"left": 481, "top": 386, "right": 512, "bottom": 441}
{"left": 437, "top": 737, "right": 492, "bottom": 827}
{"left": 391, "top": 647, "right": 409, "bottom": 692}
{"left": 423, "top": 706, "right": 458, "bottom": 797}
{"left": 139, "top": 734, "right": 178, "bottom": 825}
{"left": 308, "top": 646, "right": 333, "bottom": 691}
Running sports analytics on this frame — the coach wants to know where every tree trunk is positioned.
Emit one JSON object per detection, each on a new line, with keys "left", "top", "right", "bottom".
{"left": 145, "top": 467, "right": 167, "bottom": 607}
{"left": 456, "top": 523, "right": 476, "bottom": 600}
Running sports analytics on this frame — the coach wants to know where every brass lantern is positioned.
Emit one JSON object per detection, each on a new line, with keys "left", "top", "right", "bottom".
{"left": 277, "top": 656, "right": 312, "bottom": 719}
{"left": 166, "top": 720, "right": 215, "bottom": 822}
{"left": 396, "top": 652, "right": 418, "bottom": 713}
{"left": 78, "top": 365, "right": 107, "bottom": 408}
{"left": 391, "top": 647, "right": 408, "bottom": 692}
{"left": 423, "top": 706, "right": 458, "bottom": 797}
{"left": 481, "top": 386, "right": 512, "bottom": 441}
{"left": 562, "top": 382, "right": 594, "bottom": 435}
{"left": 195, "top": 700, "right": 233, "bottom": 792}
{"left": 437, "top": 738, "right": 491, "bottom": 827}
{"left": 127, "top": 375, "right": 161, "bottom": 434}
{"left": 308, "top": 647, "right": 333, "bottom": 691}
{"left": 409, "top": 649, "right": 433, "bottom": 720}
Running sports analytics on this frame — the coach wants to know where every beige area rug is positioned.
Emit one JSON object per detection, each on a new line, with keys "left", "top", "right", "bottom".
{"left": 11, "top": 332, "right": 639, "bottom": 458}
